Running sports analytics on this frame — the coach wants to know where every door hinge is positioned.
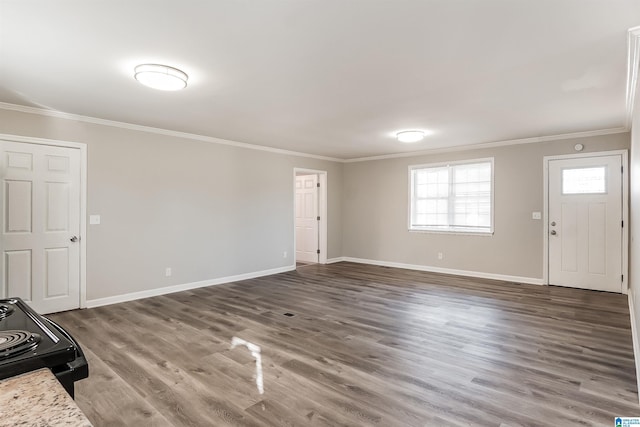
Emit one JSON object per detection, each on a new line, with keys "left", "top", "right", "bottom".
{"left": 317, "top": 216, "right": 320, "bottom": 221}
{"left": 622, "top": 166, "right": 624, "bottom": 173}
{"left": 622, "top": 220, "right": 624, "bottom": 228}
{"left": 317, "top": 182, "right": 320, "bottom": 188}
{"left": 317, "top": 249, "right": 320, "bottom": 254}
{"left": 622, "top": 274, "right": 624, "bottom": 282}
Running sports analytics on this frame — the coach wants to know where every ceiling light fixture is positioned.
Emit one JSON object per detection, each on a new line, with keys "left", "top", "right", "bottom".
{"left": 134, "top": 64, "right": 188, "bottom": 91}
{"left": 396, "top": 130, "right": 425, "bottom": 143}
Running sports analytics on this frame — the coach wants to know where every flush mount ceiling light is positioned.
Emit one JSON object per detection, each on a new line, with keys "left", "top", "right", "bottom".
{"left": 134, "top": 64, "right": 188, "bottom": 91}
{"left": 396, "top": 130, "right": 425, "bottom": 143}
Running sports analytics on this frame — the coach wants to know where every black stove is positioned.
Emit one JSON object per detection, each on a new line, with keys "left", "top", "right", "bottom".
{"left": 0, "top": 298, "right": 88, "bottom": 398}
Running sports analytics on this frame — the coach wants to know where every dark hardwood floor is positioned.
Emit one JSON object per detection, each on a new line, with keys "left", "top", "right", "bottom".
{"left": 50, "top": 262, "right": 640, "bottom": 426}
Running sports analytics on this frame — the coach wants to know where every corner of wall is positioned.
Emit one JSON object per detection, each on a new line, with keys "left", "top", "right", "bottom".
{"left": 628, "top": 288, "right": 640, "bottom": 404}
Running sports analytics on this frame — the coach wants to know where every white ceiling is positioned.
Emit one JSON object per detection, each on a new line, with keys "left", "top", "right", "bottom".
{"left": 1, "top": 1, "right": 639, "bottom": 159}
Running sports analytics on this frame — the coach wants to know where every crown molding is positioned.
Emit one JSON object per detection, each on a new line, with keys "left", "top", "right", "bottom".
{"left": 343, "top": 127, "right": 629, "bottom": 163}
{"left": 626, "top": 26, "right": 640, "bottom": 129}
{"left": 0, "top": 102, "right": 630, "bottom": 164}
{"left": 0, "top": 102, "right": 343, "bottom": 163}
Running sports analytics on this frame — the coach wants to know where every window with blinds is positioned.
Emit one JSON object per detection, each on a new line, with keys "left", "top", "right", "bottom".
{"left": 409, "top": 159, "right": 493, "bottom": 233}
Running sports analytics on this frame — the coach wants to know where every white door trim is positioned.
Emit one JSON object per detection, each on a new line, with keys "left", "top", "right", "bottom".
{"left": 293, "top": 168, "right": 327, "bottom": 264}
{"left": 543, "top": 149, "right": 628, "bottom": 293}
{"left": 0, "top": 133, "right": 88, "bottom": 308}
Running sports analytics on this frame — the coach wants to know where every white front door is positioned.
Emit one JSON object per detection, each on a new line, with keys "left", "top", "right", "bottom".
{"left": 548, "top": 154, "right": 623, "bottom": 292}
{"left": 0, "top": 140, "right": 81, "bottom": 313}
{"left": 295, "top": 174, "right": 318, "bottom": 263}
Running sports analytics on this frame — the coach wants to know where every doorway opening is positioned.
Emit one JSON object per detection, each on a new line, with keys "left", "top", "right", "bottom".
{"left": 293, "top": 168, "right": 327, "bottom": 267}
{"left": 543, "top": 150, "right": 628, "bottom": 293}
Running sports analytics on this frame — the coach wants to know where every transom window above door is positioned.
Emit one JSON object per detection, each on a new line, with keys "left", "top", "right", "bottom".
{"left": 409, "top": 158, "right": 494, "bottom": 234}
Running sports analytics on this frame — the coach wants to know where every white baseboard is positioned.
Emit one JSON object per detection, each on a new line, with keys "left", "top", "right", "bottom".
{"left": 85, "top": 257, "right": 541, "bottom": 309}
{"left": 86, "top": 264, "right": 296, "bottom": 309}
{"left": 628, "top": 289, "right": 640, "bottom": 404}
{"left": 340, "top": 257, "right": 544, "bottom": 285}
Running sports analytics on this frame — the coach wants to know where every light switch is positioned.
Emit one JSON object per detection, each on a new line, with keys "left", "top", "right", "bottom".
{"left": 89, "top": 215, "right": 101, "bottom": 225}
{"left": 532, "top": 212, "right": 541, "bottom": 220}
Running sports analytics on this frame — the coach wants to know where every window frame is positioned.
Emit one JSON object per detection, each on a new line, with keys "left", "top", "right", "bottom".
{"left": 408, "top": 157, "right": 495, "bottom": 235}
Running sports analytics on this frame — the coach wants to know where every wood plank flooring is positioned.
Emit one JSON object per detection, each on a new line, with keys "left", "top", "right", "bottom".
{"left": 49, "top": 262, "right": 640, "bottom": 426}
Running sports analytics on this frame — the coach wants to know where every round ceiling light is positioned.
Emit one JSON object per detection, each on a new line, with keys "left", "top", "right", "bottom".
{"left": 134, "top": 64, "right": 188, "bottom": 91}
{"left": 396, "top": 130, "right": 425, "bottom": 143}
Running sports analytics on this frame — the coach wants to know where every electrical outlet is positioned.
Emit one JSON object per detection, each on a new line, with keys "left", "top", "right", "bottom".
{"left": 438, "top": 252, "right": 443, "bottom": 260}
{"left": 532, "top": 211, "right": 542, "bottom": 220}
{"left": 283, "top": 251, "right": 287, "bottom": 258}
{"left": 165, "top": 267, "right": 172, "bottom": 277}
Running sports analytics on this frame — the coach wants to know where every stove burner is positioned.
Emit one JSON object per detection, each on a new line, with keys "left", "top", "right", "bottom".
{"left": 0, "top": 330, "right": 40, "bottom": 358}
{"left": 0, "top": 304, "right": 14, "bottom": 320}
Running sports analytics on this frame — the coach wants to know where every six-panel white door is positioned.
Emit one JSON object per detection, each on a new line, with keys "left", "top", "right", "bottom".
{"left": 295, "top": 174, "right": 319, "bottom": 263}
{"left": 0, "top": 140, "right": 81, "bottom": 314}
{"left": 548, "top": 155, "right": 623, "bottom": 292}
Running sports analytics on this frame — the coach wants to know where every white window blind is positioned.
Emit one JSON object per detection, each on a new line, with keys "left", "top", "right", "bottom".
{"left": 409, "top": 159, "right": 493, "bottom": 233}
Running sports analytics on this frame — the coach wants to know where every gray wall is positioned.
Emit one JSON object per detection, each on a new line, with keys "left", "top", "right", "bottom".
{"left": 342, "top": 132, "right": 630, "bottom": 280}
{"left": 0, "top": 108, "right": 343, "bottom": 301}
{"left": 0, "top": 106, "right": 632, "bottom": 303}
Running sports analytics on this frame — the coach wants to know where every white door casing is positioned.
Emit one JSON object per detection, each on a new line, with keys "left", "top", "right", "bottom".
{"left": 1, "top": 140, "right": 82, "bottom": 313}
{"left": 295, "top": 174, "right": 319, "bottom": 263}
{"left": 547, "top": 154, "right": 623, "bottom": 293}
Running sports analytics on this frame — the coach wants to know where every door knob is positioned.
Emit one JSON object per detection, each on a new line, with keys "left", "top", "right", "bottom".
{"left": 70, "top": 236, "right": 79, "bottom": 242}
{"left": 550, "top": 221, "right": 556, "bottom": 226}
{"left": 550, "top": 230, "right": 557, "bottom": 236}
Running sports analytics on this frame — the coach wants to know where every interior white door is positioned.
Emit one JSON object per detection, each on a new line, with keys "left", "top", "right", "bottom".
{"left": 548, "top": 155, "right": 623, "bottom": 292}
{"left": 295, "top": 174, "right": 318, "bottom": 263}
{"left": 0, "top": 140, "right": 81, "bottom": 313}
